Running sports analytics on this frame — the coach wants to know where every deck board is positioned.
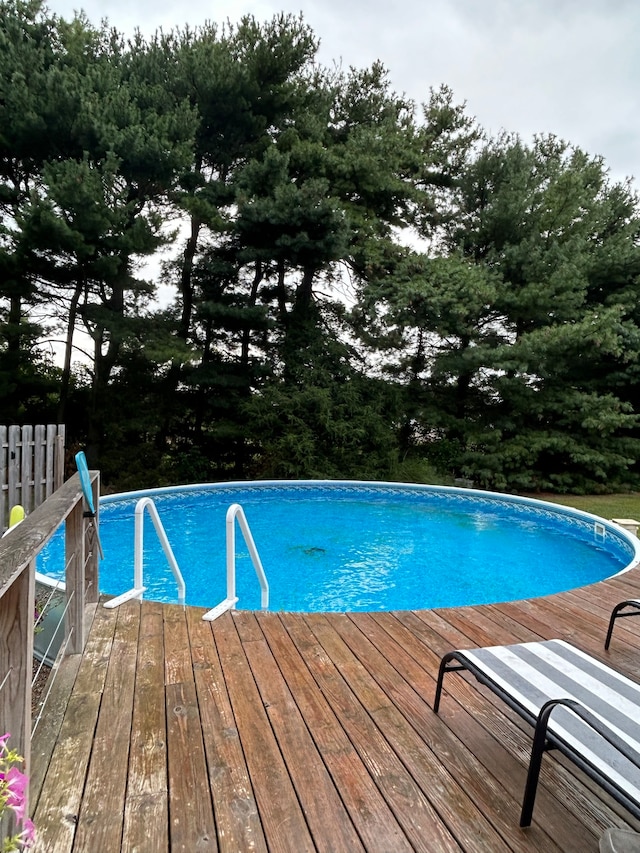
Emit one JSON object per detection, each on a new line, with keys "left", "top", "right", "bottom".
{"left": 186, "top": 608, "right": 266, "bottom": 853}
{"left": 257, "top": 612, "right": 408, "bottom": 852}
{"left": 342, "top": 613, "right": 564, "bottom": 853}
{"left": 123, "top": 601, "right": 168, "bottom": 853}
{"left": 32, "top": 603, "right": 118, "bottom": 853}
{"left": 73, "top": 601, "right": 140, "bottom": 852}
{"left": 212, "top": 610, "right": 316, "bottom": 853}
{"left": 235, "top": 611, "right": 366, "bottom": 853}
{"left": 31, "top": 567, "right": 640, "bottom": 852}
{"left": 164, "top": 605, "right": 217, "bottom": 851}
{"left": 287, "top": 612, "right": 446, "bottom": 853}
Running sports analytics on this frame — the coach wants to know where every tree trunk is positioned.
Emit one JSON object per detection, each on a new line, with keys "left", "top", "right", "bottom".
{"left": 56, "top": 278, "right": 84, "bottom": 424}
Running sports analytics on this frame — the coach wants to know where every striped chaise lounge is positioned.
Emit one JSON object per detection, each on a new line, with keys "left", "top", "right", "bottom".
{"left": 433, "top": 639, "right": 640, "bottom": 827}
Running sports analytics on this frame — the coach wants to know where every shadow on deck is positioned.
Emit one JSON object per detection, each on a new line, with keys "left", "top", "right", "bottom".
{"left": 30, "top": 566, "right": 640, "bottom": 852}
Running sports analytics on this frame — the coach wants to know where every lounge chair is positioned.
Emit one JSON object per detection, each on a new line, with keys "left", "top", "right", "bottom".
{"left": 605, "top": 600, "right": 640, "bottom": 650}
{"left": 433, "top": 639, "right": 640, "bottom": 827}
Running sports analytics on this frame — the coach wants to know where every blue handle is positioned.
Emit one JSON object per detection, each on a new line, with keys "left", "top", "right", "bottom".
{"left": 75, "top": 451, "right": 95, "bottom": 514}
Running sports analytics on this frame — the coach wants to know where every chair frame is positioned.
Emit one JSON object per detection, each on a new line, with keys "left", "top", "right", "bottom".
{"left": 605, "top": 600, "right": 640, "bottom": 649}
{"left": 433, "top": 640, "right": 640, "bottom": 827}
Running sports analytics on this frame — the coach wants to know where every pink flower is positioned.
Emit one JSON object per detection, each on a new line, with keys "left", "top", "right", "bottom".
{"left": 18, "top": 817, "right": 36, "bottom": 848}
{"left": 6, "top": 766, "right": 28, "bottom": 820}
{"left": 0, "top": 733, "right": 35, "bottom": 849}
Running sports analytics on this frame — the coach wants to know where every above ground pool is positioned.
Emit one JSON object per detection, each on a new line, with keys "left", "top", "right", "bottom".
{"left": 37, "top": 481, "right": 640, "bottom": 612}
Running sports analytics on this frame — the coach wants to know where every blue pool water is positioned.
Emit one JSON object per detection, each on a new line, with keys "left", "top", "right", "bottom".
{"left": 37, "top": 481, "right": 638, "bottom": 612}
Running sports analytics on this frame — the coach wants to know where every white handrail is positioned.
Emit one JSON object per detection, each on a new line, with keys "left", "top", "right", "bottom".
{"left": 202, "top": 503, "right": 269, "bottom": 621}
{"left": 104, "top": 497, "right": 186, "bottom": 608}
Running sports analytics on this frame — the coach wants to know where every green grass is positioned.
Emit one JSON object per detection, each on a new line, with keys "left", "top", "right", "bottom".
{"left": 529, "top": 492, "right": 640, "bottom": 521}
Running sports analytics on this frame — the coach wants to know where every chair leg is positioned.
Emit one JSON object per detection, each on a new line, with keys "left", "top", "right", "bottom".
{"left": 520, "top": 702, "right": 554, "bottom": 827}
{"left": 605, "top": 604, "right": 623, "bottom": 650}
{"left": 605, "top": 601, "right": 640, "bottom": 650}
{"left": 433, "top": 653, "right": 465, "bottom": 713}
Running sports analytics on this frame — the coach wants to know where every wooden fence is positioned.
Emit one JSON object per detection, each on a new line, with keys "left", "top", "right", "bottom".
{"left": 0, "top": 425, "right": 65, "bottom": 532}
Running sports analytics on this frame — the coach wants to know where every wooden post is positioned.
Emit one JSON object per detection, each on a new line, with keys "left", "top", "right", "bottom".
{"left": 0, "top": 558, "right": 34, "bottom": 811}
{"left": 65, "top": 499, "right": 86, "bottom": 655}
{"left": 84, "top": 472, "right": 100, "bottom": 605}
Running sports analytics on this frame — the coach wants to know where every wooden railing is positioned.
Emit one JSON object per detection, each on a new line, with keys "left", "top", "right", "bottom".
{"left": 0, "top": 470, "right": 100, "bottom": 819}
{"left": 0, "top": 424, "right": 65, "bottom": 533}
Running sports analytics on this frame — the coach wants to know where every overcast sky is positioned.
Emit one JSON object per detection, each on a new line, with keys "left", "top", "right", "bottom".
{"left": 45, "top": 0, "right": 639, "bottom": 185}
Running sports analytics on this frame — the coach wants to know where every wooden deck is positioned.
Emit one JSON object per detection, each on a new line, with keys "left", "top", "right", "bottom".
{"left": 30, "top": 567, "right": 640, "bottom": 853}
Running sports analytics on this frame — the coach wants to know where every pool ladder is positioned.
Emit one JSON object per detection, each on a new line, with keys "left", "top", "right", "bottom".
{"left": 203, "top": 503, "right": 269, "bottom": 621}
{"left": 104, "top": 497, "right": 186, "bottom": 609}
{"left": 103, "top": 499, "right": 268, "bottom": 620}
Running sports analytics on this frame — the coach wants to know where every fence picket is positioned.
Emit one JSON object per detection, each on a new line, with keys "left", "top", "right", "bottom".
{"left": 45, "top": 425, "right": 56, "bottom": 498}
{"left": 34, "top": 425, "right": 45, "bottom": 506}
{"left": 8, "top": 426, "right": 20, "bottom": 511}
{"left": 21, "top": 425, "right": 32, "bottom": 508}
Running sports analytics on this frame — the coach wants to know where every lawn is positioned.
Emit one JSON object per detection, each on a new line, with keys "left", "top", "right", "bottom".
{"left": 530, "top": 492, "right": 640, "bottom": 522}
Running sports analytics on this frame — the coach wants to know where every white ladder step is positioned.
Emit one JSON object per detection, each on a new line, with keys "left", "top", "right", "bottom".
{"left": 104, "top": 587, "right": 147, "bottom": 609}
{"left": 202, "top": 597, "right": 239, "bottom": 622}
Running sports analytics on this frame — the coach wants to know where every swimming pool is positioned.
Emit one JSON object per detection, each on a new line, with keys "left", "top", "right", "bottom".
{"left": 37, "top": 480, "right": 639, "bottom": 612}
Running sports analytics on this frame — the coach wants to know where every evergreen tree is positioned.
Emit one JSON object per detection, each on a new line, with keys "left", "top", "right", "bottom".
{"left": 364, "top": 134, "right": 640, "bottom": 491}
{"left": 0, "top": 0, "right": 66, "bottom": 420}
{"left": 16, "top": 18, "right": 196, "bottom": 455}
